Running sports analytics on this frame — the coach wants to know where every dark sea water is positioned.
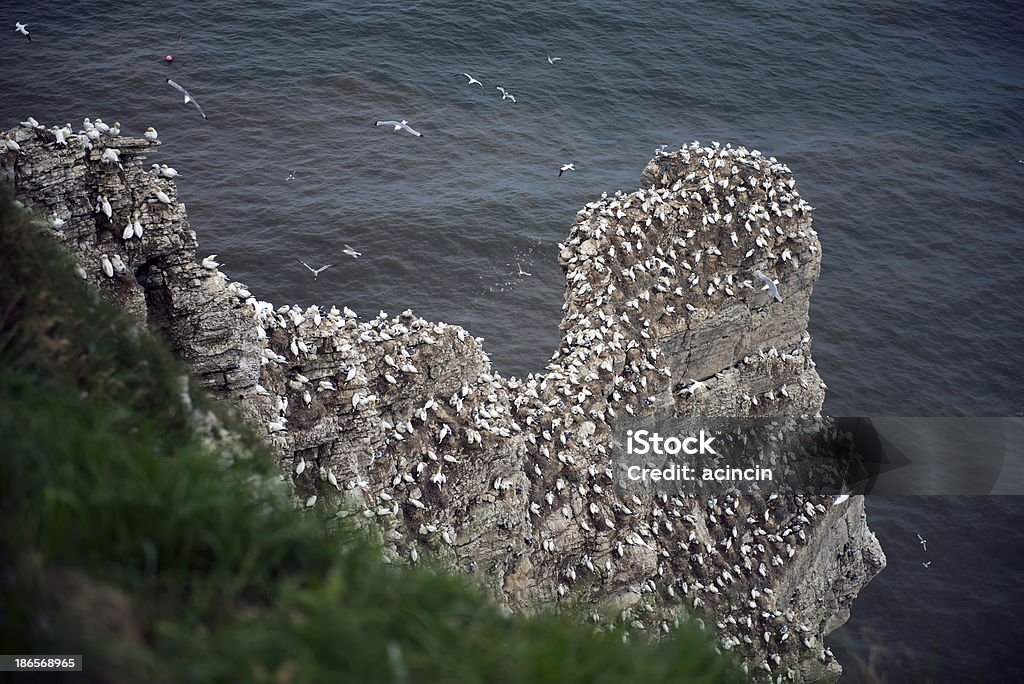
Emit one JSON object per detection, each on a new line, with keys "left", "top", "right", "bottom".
{"left": 2, "top": 1, "right": 1022, "bottom": 680}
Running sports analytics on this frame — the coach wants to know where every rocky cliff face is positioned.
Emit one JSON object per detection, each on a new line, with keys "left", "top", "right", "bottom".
{"left": 3, "top": 124, "right": 884, "bottom": 681}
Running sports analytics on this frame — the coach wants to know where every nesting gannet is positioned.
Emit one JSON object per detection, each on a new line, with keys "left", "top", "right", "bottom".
{"left": 153, "top": 163, "right": 178, "bottom": 179}
{"left": 547, "top": 55, "right": 561, "bottom": 64}
{"left": 20, "top": 116, "right": 39, "bottom": 128}
{"left": 374, "top": 120, "right": 422, "bottom": 137}
{"left": 144, "top": 127, "right": 159, "bottom": 144}
{"left": 98, "top": 195, "right": 112, "bottom": 218}
{"left": 460, "top": 73, "right": 482, "bottom": 86}
{"left": 201, "top": 254, "right": 220, "bottom": 270}
{"left": 154, "top": 188, "right": 173, "bottom": 204}
{"left": 296, "top": 259, "right": 333, "bottom": 279}
{"left": 559, "top": 163, "right": 575, "bottom": 177}
{"left": 52, "top": 126, "right": 70, "bottom": 145}
{"left": 3, "top": 133, "right": 20, "bottom": 152}
{"left": 166, "top": 78, "right": 208, "bottom": 119}
{"left": 754, "top": 269, "right": 782, "bottom": 302}
{"left": 517, "top": 262, "right": 531, "bottom": 276}
{"left": 95, "top": 119, "right": 110, "bottom": 134}
{"left": 342, "top": 244, "right": 361, "bottom": 259}
{"left": 100, "top": 254, "right": 114, "bottom": 278}
{"left": 15, "top": 22, "right": 30, "bottom": 41}
{"left": 108, "top": 121, "right": 121, "bottom": 136}
{"left": 496, "top": 86, "right": 516, "bottom": 103}
{"left": 100, "top": 147, "right": 120, "bottom": 165}
{"left": 110, "top": 254, "right": 126, "bottom": 273}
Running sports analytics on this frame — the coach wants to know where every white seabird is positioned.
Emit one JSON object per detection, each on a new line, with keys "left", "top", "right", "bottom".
{"left": 833, "top": 484, "right": 851, "bottom": 505}
{"left": 342, "top": 244, "right": 361, "bottom": 259}
{"left": 460, "top": 73, "right": 482, "bottom": 86}
{"left": 496, "top": 86, "right": 516, "bottom": 103}
{"left": 20, "top": 116, "right": 39, "bottom": 128}
{"left": 98, "top": 194, "right": 112, "bottom": 219}
{"left": 144, "top": 126, "right": 159, "bottom": 144}
{"left": 517, "top": 262, "right": 531, "bottom": 276}
{"left": 151, "top": 163, "right": 178, "bottom": 179}
{"left": 110, "top": 254, "right": 127, "bottom": 273}
{"left": 754, "top": 269, "right": 782, "bottom": 302}
{"left": 100, "top": 148, "right": 120, "bottom": 165}
{"left": 296, "top": 259, "right": 333, "bottom": 279}
{"left": 201, "top": 254, "right": 220, "bottom": 270}
{"left": 559, "top": 162, "right": 575, "bottom": 177}
{"left": 15, "top": 22, "right": 30, "bottom": 42}
{"left": 100, "top": 254, "right": 114, "bottom": 278}
{"left": 374, "top": 119, "right": 422, "bottom": 137}
{"left": 4, "top": 133, "right": 20, "bottom": 153}
{"left": 154, "top": 188, "right": 172, "bottom": 204}
{"left": 52, "top": 126, "right": 70, "bottom": 146}
{"left": 166, "top": 78, "right": 208, "bottom": 119}
{"left": 547, "top": 55, "right": 561, "bottom": 64}
{"left": 917, "top": 533, "right": 927, "bottom": 551}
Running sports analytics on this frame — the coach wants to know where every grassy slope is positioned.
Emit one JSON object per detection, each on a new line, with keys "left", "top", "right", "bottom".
{"left": 0, "top": 192, "right": 746, "bottom": 684}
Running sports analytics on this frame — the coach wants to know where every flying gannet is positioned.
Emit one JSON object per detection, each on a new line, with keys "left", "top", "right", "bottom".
{"left": 547, "top": 55, "right": 561, "bottom": 64}
{"left": 460, "top": 73, "right": 482, "bottom": 86}
{"left": 559, "top": 162, "right": 575, "bottom": 177}
{"left": 517, "top": 262, "right": 531, "bottom": 276}
{"left": 374, "top": 120, "right": 422, "bottom": 137}
{"left": 496, "top": 86, "right": 516, "bottom": 103}
{"left": 754, "top": 269, "right": 782, "bottom": 302}
{"left": 342, "top": 244, "right": 361, "bottom": 259}
{"left": 166, "top": 78, "right": 208, "bottom": 119}
{"left": 296, "top": 259, "right": 333, "bottom": 279}
{"left": 15, "top": 22, "right": 30, "bottom": 42}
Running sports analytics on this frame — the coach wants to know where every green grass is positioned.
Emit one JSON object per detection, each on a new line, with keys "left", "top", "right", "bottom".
{"left": 0, "top": 190, "right": 746, "bottom": 684}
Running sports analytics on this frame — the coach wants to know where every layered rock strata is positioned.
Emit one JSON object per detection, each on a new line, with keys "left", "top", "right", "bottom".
{"left": 2, "top": 124, "right": 884, "bottom": 681}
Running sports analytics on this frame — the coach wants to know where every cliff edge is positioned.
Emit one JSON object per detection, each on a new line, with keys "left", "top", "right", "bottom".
{"left": 2, "top": 124, "right": 884, "bottom": 681}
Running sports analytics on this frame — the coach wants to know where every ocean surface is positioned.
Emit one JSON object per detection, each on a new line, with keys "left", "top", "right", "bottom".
{"left": 2, "top": 0, "right": 1022, "bottom": 680}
